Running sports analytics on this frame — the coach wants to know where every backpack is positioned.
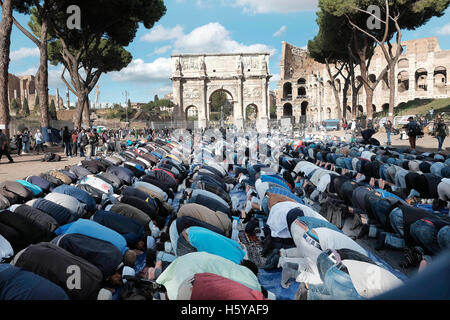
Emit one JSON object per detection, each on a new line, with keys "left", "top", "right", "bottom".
{"left": 318, "top": 193, "right": 349, "bottom": 229}
{"left": 119, "top": 276, "right": 165, "bottom": 300}
{"left": 408, "top": 123, "right": 423, "bottom": 137}
{"left": 44, "top": 152, "right": 55, "bottom": 162}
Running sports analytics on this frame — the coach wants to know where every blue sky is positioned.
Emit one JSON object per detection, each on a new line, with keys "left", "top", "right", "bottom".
{"left": 8, "top": 0, "right": 450, "bottom": 105}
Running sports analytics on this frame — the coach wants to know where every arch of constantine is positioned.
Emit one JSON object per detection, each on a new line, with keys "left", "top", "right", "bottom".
{"left": 276, "top": 37, "right": 450, "bottom": 123}
{"left": 171, "top": 53, "right": 271, "bottom": 131}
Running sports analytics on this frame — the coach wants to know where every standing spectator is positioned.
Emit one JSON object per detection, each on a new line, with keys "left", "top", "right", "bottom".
{"left": 433, "top": 117, "right": 448, "bottom": 152}
{"left": 59, "top": 127, "right": 64, "bottom": 147}
{"left": 429, "top": 107, "right": 434, "bottom": 121}
{"left": 84, "top": 129, "right": 92, "bottom": 159}
{"left": 15, "top": 131, "right": 23, "bottom": 156}
{"left": 34, "top": 130, "right": 45, "bottom": 154}
{"left": 72, "top": 130, "right": 78, "bottom": 157}
{"left": 62, "top": 126, "right": 72, "bottom": 158}
{"left": 0, "top": 129, "right": 14, "bottom": 163}
{"left": 405, "top": 116, "right": 421, "bottom": 149}
{"left": 384, "top": 120, "right": 393, "bottom": 146}
{"left": 21, "top": 128, "right": 30, "bottom": 154}
{"left": 79, "top": 129, "right": 88, "bottom": 157}
{"left": 91, "top": 129, "right": 99, "bottom": 156}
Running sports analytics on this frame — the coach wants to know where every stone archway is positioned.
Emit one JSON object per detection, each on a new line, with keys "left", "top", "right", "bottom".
{"left": 208, "top": 89, "right": 234, "bottom": 124}
{"left": 245, "top": 104, "right": 258, "bottom": 123}
{"left": 171, "top": 53, "right": 271, "bottom": 130}
{"left": 185, "top": 105, "right": 199, "bottom": 121}
{"left": 300, "top": 101, "right": 308, "bottom": 123}
{"left": 283, "top": 103, "right": 293, "bottom": 117}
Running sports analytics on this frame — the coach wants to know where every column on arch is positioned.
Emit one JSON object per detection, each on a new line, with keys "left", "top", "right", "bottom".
{"left": 235, "top": 76, "right": 244, "bottom": 129}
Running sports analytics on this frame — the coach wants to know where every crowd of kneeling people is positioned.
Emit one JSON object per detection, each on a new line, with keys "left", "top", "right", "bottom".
{"left": 0, "top": 129, "right": 450, "bottom": 300}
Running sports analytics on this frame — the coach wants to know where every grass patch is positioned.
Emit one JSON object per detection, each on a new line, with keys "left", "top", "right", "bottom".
{"left": 373, "top": 98, "right": 450, "bottom": 119}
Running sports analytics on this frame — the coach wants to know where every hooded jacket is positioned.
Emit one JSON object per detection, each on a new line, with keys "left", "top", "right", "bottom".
{"left": 119, "top": 195, "right": 157, "bottom": 220}
{"left": 177, "top": 204, "right": 231, "bottom": 236}
{"left": 0, "top": 210, "right": 52, "bottom": 252}
{"left": 12, "top": 243, "right": 103, "bottom": 300}
{"left": 110, "top": 202, "right": 151, "bottom": 229}
{"left": 69, "top": 166, "right": 92, "bottom": 180}
{"left": 32, "top": 198, "right": 77, "bottom": 225}
{"left": 14, "top": 204, "right": 59, "bottom": 233}
{"left": 0, "top": 264, "right": 69, "bottom": 300}
{"left": 93, "top": 210, "right": 146, "bottom": 246}
{"left": 44, "top": 192, "right": 86, "bottom": 218}
{"left": 0, "top": 181, "right": 33, "bottom": 202}
{"left": 53, "top": 233, "right": 122, "bottom": 280}
{"left": 55, "top": 219, "right": 129, "bottom": 255}
{"left": 26, "top": 175, "right": 52, "bottom": 192}
{"left": 53, "top": 185, "right": 96, "bottom": 212}
{"left": 106, "top": 165, "right": 134, "bottom": 185}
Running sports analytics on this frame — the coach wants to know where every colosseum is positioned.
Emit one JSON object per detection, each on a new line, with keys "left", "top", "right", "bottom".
{"left": 275, "top": 37, "right": 450, "bottom": 124}
{"left": 8, "top": 73, "right": 64, "bottom": 115}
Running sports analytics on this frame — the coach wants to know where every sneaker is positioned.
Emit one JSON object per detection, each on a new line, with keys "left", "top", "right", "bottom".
{"left": 8, "top": 160, "right": 14, "bottom": 163}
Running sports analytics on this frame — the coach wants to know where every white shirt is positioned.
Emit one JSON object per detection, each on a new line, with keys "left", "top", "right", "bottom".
{"left": 314, "top": 228, "right": 368, "bottom": 256}
{"left": 342, "top": 260, "right": 403, "bottom": 298}
{"left": 267, "top": 201, "right": 303, "bottom": 238}
{"left": 0, "top": 234, "right": 13, "bottom": 261}
{"left": 361, "top": 151, "right": 376, "bottom": 161}
{"left": 44, "top": 193, "right": 86, "bottom": 217}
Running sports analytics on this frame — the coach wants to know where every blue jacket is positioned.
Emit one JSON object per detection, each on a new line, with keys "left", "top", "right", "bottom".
{"left": 16, "top": 180, "right": 43, "bottom": 196}
{"left": 32, "top": 198, "right": 76, "bottom": 225}
{"left": 53, "top": 185, "right": 96, "bottom": 212}
{"left": 92, "top": 210, "right": 146, "bottom": 245}
{"left": 55, "top": 219, "right": 129, "bottom": 255}
{"left": 0, "top": 264, "right": 69, "bottom": 300}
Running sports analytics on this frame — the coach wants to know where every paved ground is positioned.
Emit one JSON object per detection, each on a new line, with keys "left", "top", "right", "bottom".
{"left": 0, "top": 145, "right": 83, "bottom": 181}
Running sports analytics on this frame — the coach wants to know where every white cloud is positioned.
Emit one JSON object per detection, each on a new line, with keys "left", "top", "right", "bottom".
{"left": 173, "top": 22, "right": 275, "bottom": 55}
{"left": 11, "top": 47, "right": 40, "bottom": 61}
{"left": 17, "top": 65, "right": 67, "bottom": 91}
{"left": 154, "top": 85, "right": 173, "bottom": 95}
{"left": 233, "top": 0, "right": 318, "bottom": 14}
{"left": 109, "top": 58, "right": 172, "bottom": 83}
{"left": 437, "top": 23, "right": 450, "bottom": 35}
{"left": 269, "top": 73, "right": 280, "bottom": 89}
{"left": 273, "top": 25, "right": 286, "bottom": 37}
{"left": 141, "top": 25, "right": 184, "bottom": 43}
{"left": 17, "top": 65, "right": 38, "bottom": 76}
{"left": 48, "top": 66, "right": 67, "bottom": 89}
{"left": 154, "top": 45, "right": 172, "bottom": 55}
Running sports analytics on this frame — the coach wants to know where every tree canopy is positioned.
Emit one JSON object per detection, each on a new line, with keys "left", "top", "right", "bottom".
{"left": 36, "top": 0, "right": 166, "bottom": 128}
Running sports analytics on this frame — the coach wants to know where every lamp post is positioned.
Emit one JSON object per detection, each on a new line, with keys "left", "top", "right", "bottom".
{"left": 123, "top": 90, "right": 129, "bottom": 127}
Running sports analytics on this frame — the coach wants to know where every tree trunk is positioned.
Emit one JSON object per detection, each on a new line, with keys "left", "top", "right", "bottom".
{"left": 325, "top": 61, "right": 342, "bottom": 120}
{"left": 73, "top": 94, "right": 86, "bottom": 129}
{"left": 0, "top": 0, "right": 13, "bottom": 138}
{"left": 388, "top": 62, "right": 395, "bottom": 122}
{"left": 82, "top": 98, "right": 90, "bottom": 127}
{"left": 349, "top": 64, "right": 357, "bottom": 119}
{"left": 342, "top": 77, "right": 350, "bottom": 119}
{"left": 37, "top": 19, "right": 50, "bottom": 135}
{"left": 359, "top": 60, "right": 374, "bottom": 122}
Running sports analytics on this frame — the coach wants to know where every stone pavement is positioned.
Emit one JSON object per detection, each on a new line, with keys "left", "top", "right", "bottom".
{"left": 0, "top": 145, "right": 83, "bottom": 181}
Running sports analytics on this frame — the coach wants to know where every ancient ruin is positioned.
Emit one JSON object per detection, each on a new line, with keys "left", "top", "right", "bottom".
{"left": 171, "top": 53, "right": 272, "bottom": 130}
{"left": 276, "top": 37, "right": 450, "bottom": 123}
